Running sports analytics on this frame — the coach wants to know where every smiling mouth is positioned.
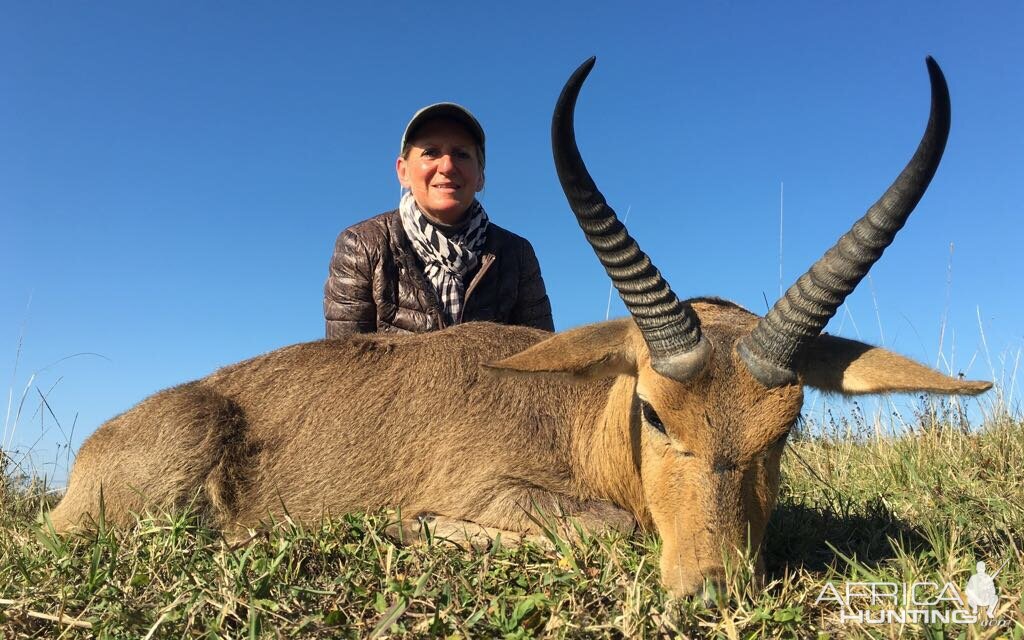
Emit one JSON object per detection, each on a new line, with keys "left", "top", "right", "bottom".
{"left": 432, "top": 183, "right": 461, "bottom": 190}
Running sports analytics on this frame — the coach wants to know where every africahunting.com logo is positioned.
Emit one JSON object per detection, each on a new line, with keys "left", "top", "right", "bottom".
{"left": 814, "top": 561, "right": 1007, "bottom": 626}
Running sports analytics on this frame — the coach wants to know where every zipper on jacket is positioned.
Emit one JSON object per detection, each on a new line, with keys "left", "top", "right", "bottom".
{"left": 458, "top": 253, "right": 496, "bottom": 324}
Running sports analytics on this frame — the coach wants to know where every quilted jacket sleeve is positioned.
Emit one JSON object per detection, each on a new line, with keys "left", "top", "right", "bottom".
{"left": 510, "top": 239, "right": 555, "bottom": 332}
{"left": 324, "top": 228, "right": 377, "bottom": 337}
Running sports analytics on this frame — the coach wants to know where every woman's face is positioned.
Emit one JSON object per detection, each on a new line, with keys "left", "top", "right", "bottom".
{"left": 396, "top": 119, "right": 484, "bottom": 224}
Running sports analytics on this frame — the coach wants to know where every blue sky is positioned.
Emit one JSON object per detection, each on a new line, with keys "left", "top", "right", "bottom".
{"left": 3, "top": 2, "right": 1021, "bottom": 481}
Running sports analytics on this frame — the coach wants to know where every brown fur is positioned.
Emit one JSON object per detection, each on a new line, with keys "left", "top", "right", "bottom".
{"left": 50, "top": 300, "right": 990, "bottom": 596}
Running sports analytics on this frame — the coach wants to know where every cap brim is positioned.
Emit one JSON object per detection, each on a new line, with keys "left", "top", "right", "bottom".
{"left": 400, "top": 103, "right": 485, "bottom": 161}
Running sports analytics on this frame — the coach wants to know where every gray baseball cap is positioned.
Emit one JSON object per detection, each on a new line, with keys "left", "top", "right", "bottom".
{"left": 400, "top": 103, "right": 485, "bottom": 167}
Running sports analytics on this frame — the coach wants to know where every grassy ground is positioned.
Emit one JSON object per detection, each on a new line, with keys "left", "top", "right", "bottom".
{"left": 1, "top": 413, "right": 1022, "bottom": 638}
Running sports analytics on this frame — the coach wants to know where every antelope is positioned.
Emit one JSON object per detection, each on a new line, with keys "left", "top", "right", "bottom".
{"left": 50, "top": 57, "right": 990, "bottom": 597}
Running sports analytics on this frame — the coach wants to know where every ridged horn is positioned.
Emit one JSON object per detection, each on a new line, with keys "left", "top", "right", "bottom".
{"left": 552, "top": 57, "right": 710, "bottom": 382}
{"left": 738, "top": 57, "right": 951, "bottom": 387}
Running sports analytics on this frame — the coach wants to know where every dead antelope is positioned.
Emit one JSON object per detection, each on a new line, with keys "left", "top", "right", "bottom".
{"left": 50, "top": 57, "right": 990, "bottom": 597}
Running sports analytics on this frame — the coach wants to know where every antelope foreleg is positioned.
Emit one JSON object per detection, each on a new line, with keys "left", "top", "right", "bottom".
{"left": 386, "top": 513, "right": 555, "bottom": 551}
{"left": 387, "top": 492, "right": 636, "bottom": 551}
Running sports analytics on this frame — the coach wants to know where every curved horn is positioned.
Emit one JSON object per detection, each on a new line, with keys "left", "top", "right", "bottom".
{"left": 738, "top": 57, "right": 951, "bottom": 387}
{"left": 552, "top": 57, "right": 710, "bottom": 382}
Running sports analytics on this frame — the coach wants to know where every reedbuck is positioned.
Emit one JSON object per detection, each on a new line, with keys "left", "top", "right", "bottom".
{"left": 51, "top": 57, "right": 990, "bottom": 597}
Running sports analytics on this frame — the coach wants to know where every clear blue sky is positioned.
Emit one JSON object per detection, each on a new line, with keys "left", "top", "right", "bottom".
{"left": 3, "top": 2, "right": 1021, "bottom": 481}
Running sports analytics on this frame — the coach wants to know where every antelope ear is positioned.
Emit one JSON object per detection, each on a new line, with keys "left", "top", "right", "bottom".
{"left": 484, "top": 319, "right": 638, "bottom": 381}
{"left": 799, "top": 334, "right": 992, "bottom": 396}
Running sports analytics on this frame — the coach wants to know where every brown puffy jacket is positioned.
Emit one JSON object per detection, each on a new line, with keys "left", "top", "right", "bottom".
{"left": 324, "top": 210, "right": 554, "bottom": 336}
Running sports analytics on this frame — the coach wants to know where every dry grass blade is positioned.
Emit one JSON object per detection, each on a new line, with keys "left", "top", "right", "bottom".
{"left": 0, "top": 598, "right": 93, "bottom": 629}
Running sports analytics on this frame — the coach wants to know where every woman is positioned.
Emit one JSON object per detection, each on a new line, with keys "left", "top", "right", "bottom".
{"left": 324, "top": 103, "right": 554, "bottom": 336}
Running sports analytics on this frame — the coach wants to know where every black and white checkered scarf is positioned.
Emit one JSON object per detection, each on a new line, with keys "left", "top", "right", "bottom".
{"left": 399, "top": 191, "right": 489, "bottom": 325}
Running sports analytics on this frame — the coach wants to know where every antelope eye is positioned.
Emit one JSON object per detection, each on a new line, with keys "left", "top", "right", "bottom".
{"left": 641, "top": 401, "right": 666, "bottom": 434}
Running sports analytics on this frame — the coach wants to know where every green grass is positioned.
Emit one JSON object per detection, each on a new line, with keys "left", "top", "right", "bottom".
{"left": 2, "top": 415, "right": 1023, "bottom": 638}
